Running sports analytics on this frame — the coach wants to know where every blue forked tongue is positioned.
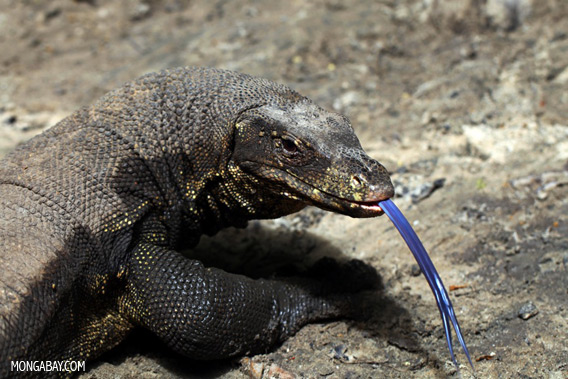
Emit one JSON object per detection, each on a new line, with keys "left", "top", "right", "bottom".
{"left": 378, "top": 199, "right": 474, "bottom": 370}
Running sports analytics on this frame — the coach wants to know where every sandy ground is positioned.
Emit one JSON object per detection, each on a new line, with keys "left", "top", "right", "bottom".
{"left": 1, "top": 0, "right": 567, "bottom": 377}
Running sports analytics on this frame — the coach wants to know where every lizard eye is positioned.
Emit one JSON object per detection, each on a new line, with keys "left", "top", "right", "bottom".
{"left": 281, "top": 137, "right": 298, "bottom": 154}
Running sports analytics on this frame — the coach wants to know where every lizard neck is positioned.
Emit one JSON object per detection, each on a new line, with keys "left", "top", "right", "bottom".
{"left": 173, "top": 160, "right": 306, "bottom": 243}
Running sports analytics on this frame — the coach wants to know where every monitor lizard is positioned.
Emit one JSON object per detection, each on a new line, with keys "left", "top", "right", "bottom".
{"left": 0, "top": 67, "right": 394, "bottom": 376}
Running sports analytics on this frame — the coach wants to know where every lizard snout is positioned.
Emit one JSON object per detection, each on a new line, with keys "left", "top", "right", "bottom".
{"left": 347, "top": 157, "right": 394, "bottom": 202}
{"left": 349, "top": 171, "right": 394, "bottom": 202}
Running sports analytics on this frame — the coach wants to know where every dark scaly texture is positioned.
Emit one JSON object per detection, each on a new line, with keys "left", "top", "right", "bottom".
{"left": 0, "top": 67, "right": 394, "bottom": 376}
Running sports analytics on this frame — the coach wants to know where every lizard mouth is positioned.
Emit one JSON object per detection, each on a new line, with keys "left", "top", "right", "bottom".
{"left": 350, "top": 200, "right": 385, "bottom": 215}
{"left": 276, "top": 170, "right": 391, "bottom": 218}
{"left": 312, "top": 190, "right": 388, "bottom": 217}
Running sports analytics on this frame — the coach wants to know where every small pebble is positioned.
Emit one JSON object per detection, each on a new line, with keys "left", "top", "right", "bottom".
{"left": 518, "top": 301, "right": 538, "bottom": 320}
{"left": 331, "top": 344, "right": 348, "bottom": 360}
{"left": 130, "top": 2, "right": 151, "bottom": 21}
{"left": 4, "top": 115, "right": 17, "bottom": 125}
{"left": 410, "top": 264, "right": 421, "bottom": 276}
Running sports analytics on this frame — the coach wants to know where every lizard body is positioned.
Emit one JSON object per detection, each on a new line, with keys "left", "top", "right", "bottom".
{"left": 0, "top": 67, "right": 393, "bottom": 376}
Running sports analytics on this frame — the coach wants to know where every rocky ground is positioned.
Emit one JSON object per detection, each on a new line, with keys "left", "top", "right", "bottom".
{"left": 1, "top": 0, "right": 567, "bottom": 377}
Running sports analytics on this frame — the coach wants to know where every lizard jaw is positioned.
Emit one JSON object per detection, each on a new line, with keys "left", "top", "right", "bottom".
{"left": 318, "top": 195, "right": 388, "bottom": 218}
{"left": 276, "top": 172, "right": 391, "bottom": 218}
{"left": 237, "top": 161, "right": 393, "bottom": 217}
{"left": 351, "top": 201, "right": 385, "bottom": 215}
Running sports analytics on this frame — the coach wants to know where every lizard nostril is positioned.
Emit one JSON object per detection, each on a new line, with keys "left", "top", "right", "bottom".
{"left": 351, "top": 175, "right": 362, "bottom": 188}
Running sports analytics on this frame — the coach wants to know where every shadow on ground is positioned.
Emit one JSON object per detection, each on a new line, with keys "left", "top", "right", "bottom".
{"left": 88, "top": 222, "right": 427, "bottom": 378}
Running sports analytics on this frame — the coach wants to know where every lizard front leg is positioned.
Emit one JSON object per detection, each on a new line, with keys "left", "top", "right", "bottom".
{"left": 118, "top": 242, "right": 375, "bottom": 359}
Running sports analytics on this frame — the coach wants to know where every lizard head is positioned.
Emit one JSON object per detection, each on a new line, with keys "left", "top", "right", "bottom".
{"left": 232, "top": 100, "right": 394, "bottom": 218}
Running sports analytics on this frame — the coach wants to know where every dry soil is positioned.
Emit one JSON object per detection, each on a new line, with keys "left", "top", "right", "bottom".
{"left": 1, "top": 0, "right": 567, "bottom": 378}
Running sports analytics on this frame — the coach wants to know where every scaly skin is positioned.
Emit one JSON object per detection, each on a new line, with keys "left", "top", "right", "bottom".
{"left": 0, "top": 67, "right": 393, "bottom": 376}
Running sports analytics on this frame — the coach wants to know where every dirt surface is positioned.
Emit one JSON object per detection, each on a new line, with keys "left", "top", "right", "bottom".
{"left": 1, "top": 0, "right": 567, "bottom": 377}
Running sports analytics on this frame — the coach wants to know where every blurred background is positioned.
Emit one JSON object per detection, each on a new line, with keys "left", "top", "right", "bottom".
{"left": 1, "top": 0, "right": 566, "bottom": 378}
